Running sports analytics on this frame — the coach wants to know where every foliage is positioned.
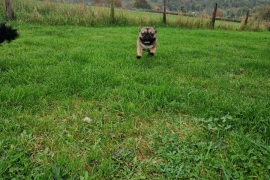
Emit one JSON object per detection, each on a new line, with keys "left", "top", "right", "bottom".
{"left": 93, "top": 0, "right": 109, "bottom": 6}
{"left": 254, "top": 6, "right": 270, "bottom": 21}
{"left": 134, "top": 0, "right": 151, "bottom": 9}
{"left": 94, "top": 0, "right": 102, "bottom": 5}
{"left": 135, "top": 0, "right": 270, "bottom": 19}
{"left": 216, "top": 11, "right": 223, "bottom": 18}
{"left": 167, "top": 0, "right": 181, "bottom": 11}
{"left": 115, "top": 0, "right": 123, "bottom": 8}
{"left": 239, "top": 7, "right": 270, "bottom": 31}
{"left": 157, "top": 0, "right": 269, "bottom": 12}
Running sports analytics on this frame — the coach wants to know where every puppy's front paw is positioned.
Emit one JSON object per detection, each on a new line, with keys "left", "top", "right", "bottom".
{"left": 136, "top": 55, "right": 141, "bottom": 59}
{"left": 148, "top": 52, "right": 154, "bottom": 56}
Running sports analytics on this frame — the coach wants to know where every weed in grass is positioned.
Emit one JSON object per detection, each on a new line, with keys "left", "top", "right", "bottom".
{"left": 153, "top": 117, "right": 270, "bottom": 179}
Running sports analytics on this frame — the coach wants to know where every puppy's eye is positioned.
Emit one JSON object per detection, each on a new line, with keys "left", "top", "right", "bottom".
{"left": 141, "top": 33, "right": 146, "bottom": 36}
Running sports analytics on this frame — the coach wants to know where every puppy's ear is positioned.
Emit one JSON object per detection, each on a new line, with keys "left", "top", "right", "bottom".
{"left": 139, "top": 26, "right": 144, "bottom": 32}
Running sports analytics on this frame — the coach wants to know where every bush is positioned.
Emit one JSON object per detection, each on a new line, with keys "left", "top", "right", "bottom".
{"left": 254, "top": 6, "right": 270, "bottom": 21}
{"left": 134, "top": 0, "right": 151, "bottom": 10}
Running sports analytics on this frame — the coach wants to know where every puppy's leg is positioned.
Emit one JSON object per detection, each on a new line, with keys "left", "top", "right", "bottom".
{"left": 136, "top": 40, "right": 142, "bottom": 59}
{"left": 148, "top": 45, "right": 156, "bottom": 56}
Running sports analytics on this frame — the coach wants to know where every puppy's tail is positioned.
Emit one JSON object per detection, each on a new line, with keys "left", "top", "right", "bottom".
{"left": 0, "top": 23, "right": 19, "bottom": 44}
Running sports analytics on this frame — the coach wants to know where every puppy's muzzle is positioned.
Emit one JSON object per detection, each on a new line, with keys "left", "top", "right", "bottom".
{"left": 140, "top": 34, "right": 156, "bottom": 45}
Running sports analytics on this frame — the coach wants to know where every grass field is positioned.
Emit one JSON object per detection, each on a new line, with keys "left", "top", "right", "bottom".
{"left": 0, "top": 22, "right": 269, "bottom": 179}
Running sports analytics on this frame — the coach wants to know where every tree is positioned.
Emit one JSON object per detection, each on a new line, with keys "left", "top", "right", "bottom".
{"left": 134, "top": 0, "right": 151, "bottom": 9}
{"left": 94, "top": 0, "right": 101, "bottom": 5}
{"left": 167, "top": 0, "right": 181, "bottom": 11}
{"left": 254, "top": 6, "right": 270, "bottom": 21}
{"left": 216, "top": 11, "right": 223, "bottom": 18}
{"left": 115, "top": 0, "right": 122, "bottom": 8}
{"left": 94, "top": 0, "right": 109, "bottom": 6}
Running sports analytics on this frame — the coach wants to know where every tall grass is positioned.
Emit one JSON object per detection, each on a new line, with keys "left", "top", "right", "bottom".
{"left": 0, "top": 0, "right": 252, "bottom": 30}
{"left": 238, "top": 17, "right": 270, "bottom": 31}
{"left": 1, "top": 0, "right": 151, "bottom": 26}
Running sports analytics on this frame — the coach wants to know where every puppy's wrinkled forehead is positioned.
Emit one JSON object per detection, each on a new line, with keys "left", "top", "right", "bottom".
{"left": 140, "top": 27, "right": 156, "bottom": 34}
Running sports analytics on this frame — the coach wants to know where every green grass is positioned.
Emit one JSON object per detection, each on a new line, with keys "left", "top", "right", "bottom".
{"left": 0, "top": 23, "right": 270, "bottom": 179}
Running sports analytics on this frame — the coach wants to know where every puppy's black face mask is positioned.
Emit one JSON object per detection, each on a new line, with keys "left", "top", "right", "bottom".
{"left": 139, "top": 27, "right": 156, "bottom": 46}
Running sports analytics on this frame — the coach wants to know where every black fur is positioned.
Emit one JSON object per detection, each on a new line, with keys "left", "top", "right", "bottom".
{"left": 147, "top": 52, "right": 154, "bottom": 56}
{"left": 0, "top": 23, "right": 19, "bottom": 44}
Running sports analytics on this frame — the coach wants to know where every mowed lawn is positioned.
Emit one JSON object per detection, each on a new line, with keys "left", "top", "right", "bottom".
{"left": 0, "top": 24, "right": 270, "bottom": 179}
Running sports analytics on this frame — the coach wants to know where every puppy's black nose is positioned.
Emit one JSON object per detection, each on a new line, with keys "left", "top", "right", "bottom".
{"left": 145, "top": 34, "right": 151, "bottom": 39}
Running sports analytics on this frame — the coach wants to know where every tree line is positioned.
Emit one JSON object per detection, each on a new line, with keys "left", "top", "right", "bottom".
{"left": 165, "top": 0, "right": 270, "bottom": 18}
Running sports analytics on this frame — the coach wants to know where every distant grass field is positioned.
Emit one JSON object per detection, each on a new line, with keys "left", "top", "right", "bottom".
{"left": 0, "top": 23, "right": 269, "bottom": 179}
{"left": 0, "top": 0, "right": 249, "bottom": 30}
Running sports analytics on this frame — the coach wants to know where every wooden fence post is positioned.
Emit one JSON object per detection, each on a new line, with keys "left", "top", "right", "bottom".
{"left": 110, "top": 0, "right": 115, "bottom": 23}
{"left": 211, "top": 3, "right": 217, "bottom": 28}
{"left": 244, "top": 10, "right": 250, "bottom": 25}
{"left": 5, "top": 0, "right": 13, "bottom": 21}
{"left": 163, "top": 0, "right": 166, "bottom": 24}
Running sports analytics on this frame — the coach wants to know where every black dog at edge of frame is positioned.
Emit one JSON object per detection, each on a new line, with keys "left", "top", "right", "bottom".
{"left": 0, "top": 23, "right": 19, "bottom": 45}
